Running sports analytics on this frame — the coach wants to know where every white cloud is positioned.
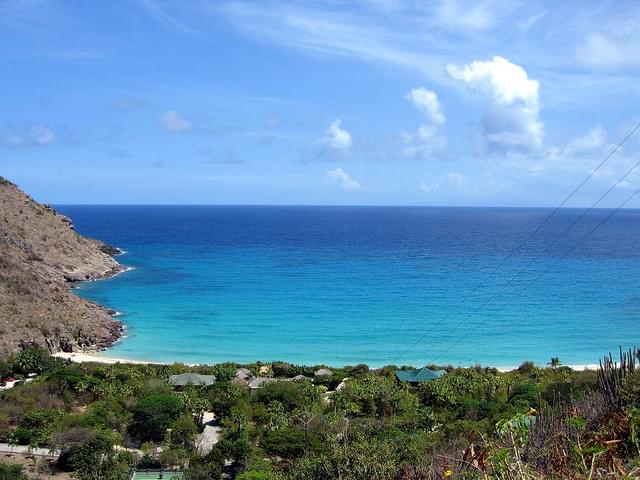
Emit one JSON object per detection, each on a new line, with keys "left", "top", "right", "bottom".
{"left": 538, "top": 125, "right": 616, "bottom": 176}
{"left": 321, "top": 119, "right": 352, "bottom": 150}
{"left": 576, "top": 31, "right": 640, "bottom": 69}
{"left": 2, "top": 125, "right": 55, "bottom": 147}
{"left": 447, "top": 56, "right": 543, "bottom": 151}
{"left": 447, "top": 56, "right": 539, "bottom": 107}
{"left": 327, "top": 167, "right": 361, "bottom": 191}
{"left": 161, "top": 110, "right": 193, "bottom": 132}
{"left": 519, "top": 10, "right": 547, "bottom": 32}
{"left": 420, "top": 172, "right": 466, "bottom": 192}
{"left": 564, "top": 126, "right": 607, "bottom": 156}
{"left": 403, "top": 87, "right": 446, "bottom": 160}
{"left": 405, "top": 87, "right": 445, "bottom": 125}
{"left": 214, "top": 2, "right": 447, "bottom": 82}
{"left": 433, "top": 0, "right": 495, "bottom": 30}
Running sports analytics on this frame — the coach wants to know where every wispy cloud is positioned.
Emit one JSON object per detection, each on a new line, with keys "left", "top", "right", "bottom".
{"left": 161, "top": 110, "right": 193, "bottom": 133}
{"left": 139, "top": 0, "right": 202, "bottom": 38}
{"left": 1, "top": 124, "right": 55, "bottom": 148}
{"left": 327, "top": 167, "right": 361, "bottom": 191}
{"left": 211, "top": 1, "right": 448, "bottom": 82}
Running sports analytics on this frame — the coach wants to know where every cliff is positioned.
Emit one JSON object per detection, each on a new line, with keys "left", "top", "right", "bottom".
{"left": 0, "top": 177, "right": 125, "bottom": 356}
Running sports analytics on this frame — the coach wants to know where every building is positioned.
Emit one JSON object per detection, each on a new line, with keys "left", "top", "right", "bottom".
{"left": 168, "top": 373, "right": 215, "bottom": 389}
{"left": 233, "top": 367, "right": 252, "bottom": 385}
{"left": 395, "top": 367, "right": 445, "bottom": 383}
{"left": 129, "top": 470, "right": 184, "bottom": 480}
{"left": 248, "top": 376, "right": 277, "bottom": 395}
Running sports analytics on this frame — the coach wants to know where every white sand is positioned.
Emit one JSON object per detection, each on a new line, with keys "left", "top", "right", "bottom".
{"left": 51, "top": 352, "right": 599, "bottom": 371}
{"left": 495, "top": 364, "right": 599, "bottom": 372}
{"left": 52, "top": 351, "right": 161, "bottom": 365}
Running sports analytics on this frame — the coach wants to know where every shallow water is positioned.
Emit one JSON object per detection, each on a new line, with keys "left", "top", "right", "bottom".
{"left": 57, "top": 205, "right": 640, "bottom": 367}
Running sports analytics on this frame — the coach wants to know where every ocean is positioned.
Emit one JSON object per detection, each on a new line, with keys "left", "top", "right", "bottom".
{"left": 56, "top": 205, "right": 640, "bottom": 368}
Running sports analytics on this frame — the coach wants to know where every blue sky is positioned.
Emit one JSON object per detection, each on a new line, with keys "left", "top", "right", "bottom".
{"left": 2, "top": 0, "right": 640, "bottom": 206}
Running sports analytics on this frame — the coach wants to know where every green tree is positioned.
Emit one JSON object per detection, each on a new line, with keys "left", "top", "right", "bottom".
{"left": 165, "top": 414, "right": 198, "bottom": 451}
{"left": 130, "top": 393, "right": 183, "bottom": 442}
{"left": 10, "top": 347, "right": 55, "bottom": 375}
{"left": 69, "top": 432, "right": 128, "bottom": 480}
{"left": 15, "top": 408, "right": 64, "bottom": 447}
{"left": 267, "top": 400, "right": 290, "bottom": 431}
{"left": 548, "top": 357, "right": 562, "bottom": 369}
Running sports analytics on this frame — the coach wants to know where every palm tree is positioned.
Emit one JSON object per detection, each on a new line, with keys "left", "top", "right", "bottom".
{"left": 548, "top": 357, "right": 561, "bottom": 369}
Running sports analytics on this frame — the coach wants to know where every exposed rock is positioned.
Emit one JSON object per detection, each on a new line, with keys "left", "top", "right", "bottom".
{"left": 0, "top": 177, "right": 126, "bottom": 356}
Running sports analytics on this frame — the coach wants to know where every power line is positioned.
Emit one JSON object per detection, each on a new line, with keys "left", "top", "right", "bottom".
{"left": 422, "top": 184, "right": 640, "bottom": 367}
{"left": 388, "top": 119, "right": 640, "bottom": 366}
{"left": 406, "top": 151, "right": 640, "bottom": 365}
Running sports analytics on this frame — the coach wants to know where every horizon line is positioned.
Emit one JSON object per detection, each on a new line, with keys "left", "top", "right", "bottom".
{"left": 52, "top": 203, "right": 640, "bottom": 210}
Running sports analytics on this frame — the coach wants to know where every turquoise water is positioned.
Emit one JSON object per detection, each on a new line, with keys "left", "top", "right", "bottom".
{"left": 58, "top": 206, "right": 640, "bottom": 367}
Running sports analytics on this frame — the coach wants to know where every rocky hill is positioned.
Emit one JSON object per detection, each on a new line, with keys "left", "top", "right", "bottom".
{"left": 0, "top": 177, "right": 125, "bottom": 356}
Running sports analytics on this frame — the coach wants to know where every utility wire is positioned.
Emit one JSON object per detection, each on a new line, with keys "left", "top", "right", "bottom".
{"left": 388, "top": 119, "right": 640, "bottom": 366}
{"left": 423, "top": 184, "right": 640, "bottom": 366}
{"left": 406, "top": 152, "right": 640, "bottom": 365}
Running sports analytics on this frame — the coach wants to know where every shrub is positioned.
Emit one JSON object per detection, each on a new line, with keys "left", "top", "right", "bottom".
{"left": 185, "top": 447, "right": 225, "bottom": 480}
{"left": 254, "top": 381, "right": 318, "bottom": 411}
{"left": 185, "top": 461, "right": 223, "bottom": 480}
{"left": 262, "top": 427, "right": 306, "bottom": 458}
{"left": 0, "top": 462, "right": 28, "bottom": 480}
{"left": 517, "top": 361, "right": 536, "bottom": 375}
{"left": 68, "top": 431, "right": 126, "bottom": 480}
{"left": 508, "top": 382, "right": 540, "bottom": 408}
{"left": 14, "top": 408, "right": 64, "bottom": 446}
{"left": 236, "top": 472, "right": 276, "bottom": 480}
{"left": 10, "top": 347, "right": 56, "bottom": 375}
{"left": 620, "top": 371, "right": 640, "bottom": 407}
{"left": 166, "top": 414, "right": 198, "bottom": 450}
{"left": 81, "top": 398, "right": 129, "bottom": 431}
{"left": 137, "top": 454, "right": 161, "bottom": 469}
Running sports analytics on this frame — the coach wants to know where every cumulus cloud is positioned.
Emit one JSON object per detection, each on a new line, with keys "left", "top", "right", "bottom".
{"left": 403, "top": 87, "right": 446, "bottom": 160}
{"left": 447, "top": 56, "right": 543, "bottom": 151}
{"left": 2, "top": 125, "right": 55, "bottom": 147}
{"left": 405, "top": 87, "right": 446, "bottom": 125}
{"left": 161, "top": 110, "right": 193, "bottom": 132}
{"left": 321, "top": 119, "right": 352, "bottom": 150}
{"left": 327, "top": 167, "right": 361, "bottom": 190}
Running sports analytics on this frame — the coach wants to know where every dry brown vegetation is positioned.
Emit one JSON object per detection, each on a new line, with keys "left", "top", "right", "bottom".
{"left": 0, "top": 177, "right": 124, "bottom": 356}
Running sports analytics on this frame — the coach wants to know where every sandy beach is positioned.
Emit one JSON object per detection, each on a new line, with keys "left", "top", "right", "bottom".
{"left": 52, "top": 351, "right": 162, "bottom": 365}
{"left": 51, "top": 351, "right": 599, "bottom": 371}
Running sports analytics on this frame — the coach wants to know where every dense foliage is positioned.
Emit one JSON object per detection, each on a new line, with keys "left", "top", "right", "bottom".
{"left": 1, "top": 348, "right": 639, "bottom": 479}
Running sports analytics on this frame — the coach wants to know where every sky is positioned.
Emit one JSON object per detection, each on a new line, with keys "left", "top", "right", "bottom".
{"left": 1, "top": 0, "right": 640, "bottom": 206}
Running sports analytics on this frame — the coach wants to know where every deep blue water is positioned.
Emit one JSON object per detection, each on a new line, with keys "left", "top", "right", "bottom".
{"left": 56, "top": 205, "right": 640, "bottom": 367}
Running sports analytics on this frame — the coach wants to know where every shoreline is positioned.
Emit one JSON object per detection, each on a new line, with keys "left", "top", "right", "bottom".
{"left": 67, "top": 249, "right": 132, "bottom": 353}
{"left": 51, "top": 351, "right": 600, "bottom": 372}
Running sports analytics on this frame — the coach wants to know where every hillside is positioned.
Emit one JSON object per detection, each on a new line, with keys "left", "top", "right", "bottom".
{"left": 0, "top": 177, "right": 124, "bottom": 356}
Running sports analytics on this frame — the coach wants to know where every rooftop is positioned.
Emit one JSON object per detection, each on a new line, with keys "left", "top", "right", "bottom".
{"left": 395, "top": 367, "right": 446, "bottom": 383}
{"left": 130, "top": 470, "right": 184, "bottom": 480}
{"left": 168, "top": 373, "right": 215, "bottom": 387}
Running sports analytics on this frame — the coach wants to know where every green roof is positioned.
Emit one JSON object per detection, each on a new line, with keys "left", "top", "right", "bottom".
{"left": 130, "top": 471, "right": 184, "bottom": 480}
{"left": 395, "top": 367, "right": 445, "bottom": 383}
{"left": 168, "top": 373, "right": 215, "bottom": 386}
